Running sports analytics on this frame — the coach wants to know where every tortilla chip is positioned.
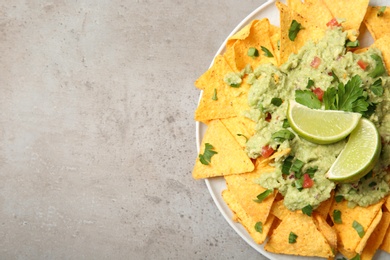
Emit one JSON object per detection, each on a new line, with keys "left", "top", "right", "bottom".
{"left": 265, "top": 211, "right": 334, "bottom": 258}
{"left": 192, "top": 120, "right": 254, "bottom": 179}
{"left": 313, "top": 213, "right": 338, "bottom": 252}
{"left": 384, "top": 195, "right": 390, "bottom": 212}
{"left": 355, "top": 209, "right": 383, "bottom": 254}
{"left": 224, "top": 170, "right": 276, "bottom": 225}
{"left": 287, "top": 0, "right": 333, "bottom": 29}
{"left": 226, "top": 20, "right": 259, "bottom": 50}
{"left": 372, "top": 34, "right": 390, "bottom": 73}
{"left": 194, "top": 55, "right": 249, "bottom": 123}
{"left": 380, "top": 210, "right": 390, "bottom": 253}
{"left": 220, "top": 116, "right": 256, "bottom": 149}
{"left": 362, "top": 211, "right": 390, "bottom": 259}
{"left": 269, "top": 24, "right": 281, "bottom": 66}
{"left": 330, "top": 199, "right": 385, "bottom": 253}
{"left": 277, "top": 1, "right": 325, "bottom": 64}
{"left": 222, "top": 189, "right": 275, "bottom": 244}
{"left": 364, "top": 6, "right": 390, "bottom": 41}
{"left": 323, "top": 0, "right": 369, "bottom": 41}
{"left": 314, "top": 191, "right": 334, "bottom": 220}
{"left": 224, "top": 18, "right": 277, "bottom": 71}
{"left": 271, "top": 199, "right": 291, "bottom": 221}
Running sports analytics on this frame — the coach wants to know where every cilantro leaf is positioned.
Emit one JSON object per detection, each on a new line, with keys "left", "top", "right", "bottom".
{"left": 282, "top": 155, "right": 294, "bottom": 175}
{"left": 368, "top": 54, "right": 386, "bottom": 78}
{"left": 288, "top": 20, "right": 302, "bottom": 41}
{"left": 261, "top": 46, "right": 274, "bottom": 57}
{"left": 323, "top": 86, "right": 338, "bottom": 110}
{"left": 199, "top": 143, "right": 218, "bottom": 165}
{"left": 295, "top": 90, "right": 321, "bottom": 109}
{"left": 306, "top": 78, "right": 314, "bottom": 89}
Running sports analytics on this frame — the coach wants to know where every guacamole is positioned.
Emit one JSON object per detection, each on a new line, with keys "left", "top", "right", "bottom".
{"left": 242, "top": 28, "right": 390, "bottom": 211}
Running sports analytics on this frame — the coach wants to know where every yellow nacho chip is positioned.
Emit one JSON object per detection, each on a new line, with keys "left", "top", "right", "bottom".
{"left": 313, "top": 213, "right": 338, "bottom": 252}
{"left": 269, "top": 24, "right": 281, "bottom": 66}
{"left": 364, "top": 6, "right": 390, "bottom": 41}
{"left": 226, "top": 20, "right": 259, "bottom": 49}
{"left": 330, "top": 199, "right": 384, "bottom": 253}
{"left": 323, "top": 0, "right": 369, "bottom": 41}
{"left": 224, "top": 159, "right": 277, "bottom": 224}
{"left": 362, "top": 211, "right": 390, "bottom": 259}
{"left": 355, "top": 209, "right": 383, "bottom": 254}
{"left": 220, "top": 116, "right": 256, "bottom": 149}
{"left": 384, "top": 195, "right": 390, "bottom": 212}
{"left": 314, "top": 191, "right": 334, "bottom": 220}
{"left": 222, "top": 189, "right": 275, "bottom": 244}
{"left": 265, "top": 211, "right": 334, "bottom": 258}
{"left": 224, "top": 18, "right": 277, "bottom": 71}
{"left": 194, "top": 55, "right": 245, "bottom": 123}
{"left": 271, "top": 199, "right": 291, "bottom": 221}
{"left": 192, "top": 120, "right": 254, "bottom": 179}
{"left": 287, "top": 0, "right": 333, "bottom": 29}
{"left": 372, "top": 34, "right": 390, "bottom": 73}
{"left": 277, "top": 1, "right": 325, "bottom": 64}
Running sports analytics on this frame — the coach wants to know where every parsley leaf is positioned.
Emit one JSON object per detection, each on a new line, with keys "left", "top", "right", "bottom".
{"left": 302, "top": 205, "right": 313, "bottom": 216}
{"left": 271, "top": 97, "right": 283, "bottom": 106}
{"left": 271, "top": 129, "right": 295, "bottom": 142}
{"left": 333, "top": 210, "right": 342, "bottom": 224}
{"left": 368, "top": 54, "right": 386, "bottom": 78}
{"left": 371, "top": 78, "right": 384, "bottom": 96}
{"left": 289, "top": 232, "right": 298, "bottom": 243}
{"left": 306, "top": 78, "right": 314, "bottom": 89}
{"left": 199, "top": 143, "right": 218, "bottom": 165}
{"left": 295, "top": 89, "right": 321, "bottom": 109}
{"left": 352, "top": 220, "right": 365, "bottom": 238}
{"left": 254, "top": 189, "right": 273, "bottom": 203}
{"left": 254, "top": 222, "right": 263, "bottom": 233}
{"left": 323, "top": 75, "right": 369, "bottom": 114}
{"left": 289, "top": 20, "right": 302, "bottom": 41}
{"left": 261, "top": 46, "right": 274, "bottom": 57}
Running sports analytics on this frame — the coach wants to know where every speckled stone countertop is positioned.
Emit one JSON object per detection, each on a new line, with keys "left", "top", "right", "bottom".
{"left": 0, "top": 1, "right": 269, "bottom": 259}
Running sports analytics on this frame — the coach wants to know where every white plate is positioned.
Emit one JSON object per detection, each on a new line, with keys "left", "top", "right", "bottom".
{"left": 196, "top": 0, "right": 389, "bottom": 259}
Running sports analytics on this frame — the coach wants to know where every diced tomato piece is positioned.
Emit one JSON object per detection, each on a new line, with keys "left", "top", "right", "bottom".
{"left": 312, "top": 87, "right": 324, "bottom": 101}
{"left": 265, "top": 112, "right": 272, "bottom": 122}
{"left": 357, "top": 59, "right": 368, "bottom": 70}
{"left": 310, "top": 56, "right": 321, "bottom": 68}
{"left": 261, "top": 145, "right": 275, "bottom": 158}
{"left": 326, "top": 18, "right": 341, "bottom": 27}
{"left": 303, "top": 173, "right": 314, "bottom": 188}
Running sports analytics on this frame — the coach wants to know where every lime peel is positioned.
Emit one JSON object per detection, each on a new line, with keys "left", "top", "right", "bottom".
{"left": 287, "top": 101, "right": 362, "bottom": 144}
{"left": 326, "top": 118, "right": 381, "bottom": 183}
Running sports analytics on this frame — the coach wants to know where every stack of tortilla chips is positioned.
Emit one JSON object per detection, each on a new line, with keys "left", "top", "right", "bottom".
{"left": 193, "top": 0, "right": 390, "bottom": 258}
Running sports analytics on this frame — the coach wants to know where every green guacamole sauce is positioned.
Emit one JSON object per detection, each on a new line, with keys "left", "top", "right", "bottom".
{"left": 241, "top": 28, "right": 390, "bottom": 211}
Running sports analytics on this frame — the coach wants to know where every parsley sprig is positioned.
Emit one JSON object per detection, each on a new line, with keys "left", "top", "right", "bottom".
{"left": 199, "top": 143, "right": 218, "bottom": 165}
{"left": 323, "top": 75, "right": 369, "bottom": 114}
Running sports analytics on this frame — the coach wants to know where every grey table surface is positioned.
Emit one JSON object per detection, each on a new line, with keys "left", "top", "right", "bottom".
{"left": 0, "top": 1, "right": 270, "bottom": 259}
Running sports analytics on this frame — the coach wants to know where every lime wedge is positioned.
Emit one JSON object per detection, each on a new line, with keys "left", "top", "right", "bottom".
{"left": 287, "top": 101, "right": 362, "bottom": 144}
{"left": 326, "top": 118, "right": 381, "bottom": 183}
